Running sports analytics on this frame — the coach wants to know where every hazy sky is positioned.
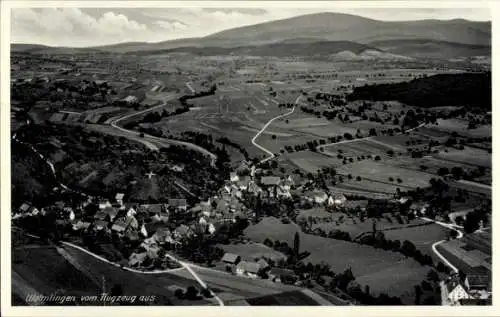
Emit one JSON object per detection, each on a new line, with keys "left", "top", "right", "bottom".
{"left": 11, "top": 7, "right": 491, "bottom": 47}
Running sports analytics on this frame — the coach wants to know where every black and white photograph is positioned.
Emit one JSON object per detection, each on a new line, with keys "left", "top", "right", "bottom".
{"left": 1, "top": 0, "right": 494, "bottom": 313}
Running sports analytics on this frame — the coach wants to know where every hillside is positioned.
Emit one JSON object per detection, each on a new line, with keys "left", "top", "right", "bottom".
{"left": 205, "top": 13, "right": 491, "bottom": 46}
{"left": 369, "top": 39, "right": 491, "bottom": 59}
{"left": 130, "top": 41, "right": 381, "bottom": 58}
{"left": 347, "top": 72, "right": 491, "bottom": 109}
{"left": 12, "top": 12, "right": 490, "bottom": 56}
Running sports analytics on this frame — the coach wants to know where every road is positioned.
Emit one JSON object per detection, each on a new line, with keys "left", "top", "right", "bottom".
{"left": 421, "top": 217, "right": 463, "bottom": 273}
{"left": 108, "top": 95, "right": 217, "bottom": 166}
{"left": 21, "top": 231, "right": 226, "bottom": 306}
{"left": 186, "top": 82, "right": 196, "bottom": 94}
{"left": 251, "top": 95, "right": 301, "bottom": 164}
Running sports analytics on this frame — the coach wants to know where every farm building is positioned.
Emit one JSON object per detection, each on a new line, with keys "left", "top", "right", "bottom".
{"left": 236, "top": 261, "right": 261, "bottom": 278}
{"left": 328, "top": 193, "right": 347, "bottom": 206}
{"left": 168, "top": 199, "right": 187, "bottom": 211}
{"left": 261, "top": 176, "right": 281, "bottom": 186}
{"left": 222, "top": 253, "right": 241, "bottom": 265}
{"left": 115, "top": 193, "right": 125, "bottom": 206}
{"left": 268, "top": 267, "right": 297, "bottom": 283}
{"left": 122, "top": 95, "right": 138, "bottom": 104}
{"left": 442, "top": 276, "right": 470, "bottom": 305}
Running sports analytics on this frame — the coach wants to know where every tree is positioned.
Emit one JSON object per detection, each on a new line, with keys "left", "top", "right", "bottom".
{"left": 272, "top": 134, "right": 277, "bottom": 140}
{"left": 293, "top": 232, "right": 300, "bottom": 257}
{"left": 401, "top": 240, "right": 417, "bottom": 257}
{"left": 414, "top": 285, "right": 422, "bottom": 305}
{"left": 374, "top": 155, "right": 381, "bottom": 161}
{"left": 427, "top": 269, "right": 439, "bottom": 282}
{"left": 174, "top": 289, "right": 184, "bottom": 299}
{"left": 449, "top": 229, "right": 458, "bottom": 239}
{"left": 464, "top": 213, "right": 480, "bottom": 234}
{"left": 185, "top": 286, "right": 199, "bottom": 300}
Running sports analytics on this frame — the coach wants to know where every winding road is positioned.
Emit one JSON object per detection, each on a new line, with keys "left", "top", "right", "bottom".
{"left": 107, "top": 95, "right": 217, "bottom": 167}
{"left": 251, "top": 95, "right": 302, "bottom": 164}
{"left": 13, "top": 227, "right": 225, "bottom": 306}
{"left": 421, "top": 217, "right": 464, "bottom": 273}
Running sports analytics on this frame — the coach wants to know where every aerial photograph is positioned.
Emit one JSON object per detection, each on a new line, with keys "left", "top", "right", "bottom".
{"left": 7, "top": 4, "right": 492, "bottom": 307}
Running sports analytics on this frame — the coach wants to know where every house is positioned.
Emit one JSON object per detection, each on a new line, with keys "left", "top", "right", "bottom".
{"left": 257, "top": 258, "right": 270, "bottom": 270}
{"left": 221, "top": 253, "right": 241, "bottom": 265}
{"left": 276, "top": 186, "right": 291, "bottom": 198}
{"left": 152, "top": 228, "right": 174, "bottom": 244}
{"left": 199, "top": 216, "right": 208, "bottom": 226}
{"left": 168, "top": 199, "right": 187, "bottom": 211}
{"left": 18, "top": 203, "right": 31, "bottom": 214}
{"left": 268, "top": 267, "right": 296, "bottom": 283}
{"left": 465, "top": 272, "right": 491, "bottom": 292}
{"left": 247, "top": 181, "right": 263, "bottom": 196}
{"left": 111, "top": 218, "right": 128, "bottom": 234}
{"left": 122, "top": 95, "right": 138, "bottom": 104}
{"left": 261, "top": 176, "right": 281, "bottom": 187}
{"left": 236, "top": 261, "right": 261, "bottom": 278}
{"left": 102, "top": 206, "right": 119, "bottom": 221}
{"left": 144, "top": 221, "right": 168, "bottom": 237}
{"left": 282, "top": 175, "right": 295, "bottom": 190}
{"left": 442, "top": 277, "right": 470, "bottom": 305}
{"left": 125, "top": 230, "right": 140, "bottom": 242}
{"left": 236, "top": 176, "right": 252, "bottom": 191}
{"left": 173, "top": 224, "right": 193, "bottom": 239}
{"left": 128, "top": 252, "right": 147, "bottom": 267}
{"left": 328, "top": 193, "right": 347, "bottom": 206}
{"left": 207, "top": 222, "right": 217, "bottom": 235}
{"left": 98, "top": 199, "right": 112, "bottom": 210}
{"left": 115, "top": 193, "right": 125, "bottom": 206}
{"left": 72, "top": 220, "right": 91, "bottom": 231}
{"left": 305, "top": 190, "right": 328, "bottom": 204}
{"left": 94, "top": 220, "right": 109, "bottom": 231}
{"left": 230, "top": 172, "right": 240, "bottom": 182}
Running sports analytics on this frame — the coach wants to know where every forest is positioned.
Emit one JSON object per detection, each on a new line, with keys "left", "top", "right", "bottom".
{"left": 347, "top": 72, "right": 491, "bottom": 110}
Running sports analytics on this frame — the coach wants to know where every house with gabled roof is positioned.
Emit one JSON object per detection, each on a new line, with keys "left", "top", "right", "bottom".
{"left": 230, "top": 172, "right": 240, "bottom": 182}
{"left": 115, "top": 193, "right": 125, "bottom": 206}
{"left": 168, "top": 199, "right": 187, "bottom": 211}
{"left": 93, "top": 220, "right": 109, "bottom": 231}
{"left": 268, "top": 267, "right": 297, "bottom": 283}
{"left": 222, "top": 253, "right": 241, "bottom": 265}
{"left": 261, "top": 176, "right": 281, "bottom": 187}
{"left": 236, "top": 261, "right": 261, "bottom": 278}
{"left": 98, "top": 199, "right": 112, "bottom": 210}
{"left": 442, "top": 276, "right": 470, "bottom": 305}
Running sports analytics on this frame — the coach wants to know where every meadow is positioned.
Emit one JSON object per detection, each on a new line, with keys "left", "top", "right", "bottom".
{"left": 244, "top": 217, "right": 429, "bottom": 298}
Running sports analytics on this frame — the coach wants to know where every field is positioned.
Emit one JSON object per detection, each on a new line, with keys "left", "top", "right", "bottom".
{"left": 436, "top": 239, "right": 492, "bottom": 274}
{"left": 217, "top": 242, "right": 286, "bottom": 262}
{"left": 433, "top": 119, "right": 492, "bottom": 138}
{"left": 244, "top": 217, "right": 428, "bottom": 297}
{"left": 383, "top": 223, "right": 449, "bottom": 259}
{"left": 336, "top": 159, "right": 436, "bottom": 192}
{"left": 285, "top": 151, "right": 339, "bottom": 173}
{"left": 436, "top": 146, "right": 491, "bottom": 168}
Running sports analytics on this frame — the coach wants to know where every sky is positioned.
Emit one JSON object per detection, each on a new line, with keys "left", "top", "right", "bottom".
{"left": 11, "top": 7, "right": 491, "bottom": 47}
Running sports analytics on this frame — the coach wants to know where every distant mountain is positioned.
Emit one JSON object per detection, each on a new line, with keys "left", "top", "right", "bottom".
{"left": 368, "top": 39, "right": 491, "bottom": 60}
{"left": 205, "top": 12, "right": 491, "bottom": 46}
{"left": 11, "top": 12, "right": 490, "bottom": 59}
{"left": 11, "top": 43, "right": 102, "bottom": 54}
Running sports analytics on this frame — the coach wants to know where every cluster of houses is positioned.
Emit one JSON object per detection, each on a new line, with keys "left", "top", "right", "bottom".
{"left": 221, "top": 253, "right": 298, "bottom": 284}
{"left": 441, "top": 270, "right": 492, "bottom": 305}
{"left": 226, "top": 170, "right": 348, "bottom": 208}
